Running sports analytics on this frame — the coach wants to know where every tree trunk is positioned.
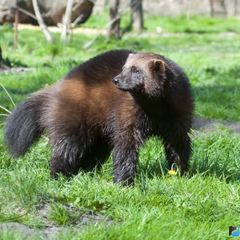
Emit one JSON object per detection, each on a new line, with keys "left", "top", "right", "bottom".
{"left": 61, "top": 0, "right": 74, "bottom": 43}
{"left": 234, "top": 0, "right": 237, "bottom": 15}
{"left": 14, "top": 7, "right": 19, "bottom": 46}
{"left": 209, "top": 0, "right": 214, "bottom": 17}
{"left": 131, "top": 0, "right": 143, "bottom": 32}
{"left": 108, "top": 0, "right": 121, "bottom": 40}
{"left": 0, "top": 46, "right": 10, "bottom": 69}
{"left": 0, "top": 46, "right": 2, "bottom": 63}
{"left": 32, "top": 0, "right": 53, "bottom": 44}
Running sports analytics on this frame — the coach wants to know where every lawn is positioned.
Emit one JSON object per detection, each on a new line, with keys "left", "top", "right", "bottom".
{"left": 0, "top": 14, "right": 240, "bottom": 239}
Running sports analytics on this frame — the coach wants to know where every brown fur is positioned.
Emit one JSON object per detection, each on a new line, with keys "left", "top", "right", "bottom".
{"left": 4, "top": 49, "right": 194, "bottom": 186}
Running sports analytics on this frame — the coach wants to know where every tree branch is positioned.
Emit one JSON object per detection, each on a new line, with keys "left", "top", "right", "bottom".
{"left": 32, "top": 0, "right": 53, "bottom": 44}
{"left": 61, "top": 0, "right": 74, "bottom": 43}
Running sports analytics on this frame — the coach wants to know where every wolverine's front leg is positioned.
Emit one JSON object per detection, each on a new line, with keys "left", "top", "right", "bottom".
{"left": 161, "top": 121, "right": 192, "bottom": 175}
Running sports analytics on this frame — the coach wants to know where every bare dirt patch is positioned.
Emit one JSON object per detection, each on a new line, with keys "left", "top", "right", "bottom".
{"left": 0, "top": 203, "right": 113, "bottom": 239}
{"left": 193, "top": 117, "right": 240, "bottom": 135}
{"left": 17, "top": 23, "right": 107, "bottom": 35}
{"left": 0, "top": 67, "right": 35, "bottom": 75}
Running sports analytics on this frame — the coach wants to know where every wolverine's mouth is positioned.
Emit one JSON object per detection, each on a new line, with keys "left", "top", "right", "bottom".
{"left": 114, "top": 85, "right": 132, "bottom": 92}
{"left": 115, "top": 85, "right": 144, "bottom": 94}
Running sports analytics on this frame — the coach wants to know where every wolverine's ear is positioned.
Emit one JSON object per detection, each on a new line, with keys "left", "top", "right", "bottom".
{"left": 152, "top": 60, "right": 165, "bottom": 74}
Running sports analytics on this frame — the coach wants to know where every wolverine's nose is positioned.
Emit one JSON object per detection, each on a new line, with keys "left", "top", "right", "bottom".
{"left": 113, "top": 77, "right": 120, "bottom": 85}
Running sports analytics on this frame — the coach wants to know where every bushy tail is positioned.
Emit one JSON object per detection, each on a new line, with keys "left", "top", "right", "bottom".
{"left": 4, "top": 93, "right": 46, "bottom": 158}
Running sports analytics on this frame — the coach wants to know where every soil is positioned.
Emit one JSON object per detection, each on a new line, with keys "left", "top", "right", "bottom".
{"left": 17, "top": 23, "right": 107, "bottom": 34}
{"left": 193, "top": 117, "right": 240, "bottom": 135}
{"left": 0, "top": 67, "right": 35, "bottom": 75}
{"left": 0, "top": 203, "right": 112, "bottom": 239}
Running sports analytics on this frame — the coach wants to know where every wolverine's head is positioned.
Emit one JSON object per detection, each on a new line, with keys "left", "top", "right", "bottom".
{"left": 113, "top": 52, "right": 166, "bottom": 98}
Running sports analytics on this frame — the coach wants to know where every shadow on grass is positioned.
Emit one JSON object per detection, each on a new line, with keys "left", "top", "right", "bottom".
{"left": 193, "top": 84, "right": 240, "bottom": 122}
{"left": 137, "top": 146, "right": 240, "bottom": 184}
{"left": 190, "top": 156, "right": 240, "bottom": 182}
{"left": 184, "top": 28, "right": 219, "bottom": 34}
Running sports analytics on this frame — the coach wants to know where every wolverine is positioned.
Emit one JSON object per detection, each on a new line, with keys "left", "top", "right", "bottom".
{"left": 4, "top": 49, "right": 194, "bottom": 186}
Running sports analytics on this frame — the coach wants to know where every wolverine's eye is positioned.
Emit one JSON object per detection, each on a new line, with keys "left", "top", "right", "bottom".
{"left": 131, "top": 66, "right": 140, "bottom": 74}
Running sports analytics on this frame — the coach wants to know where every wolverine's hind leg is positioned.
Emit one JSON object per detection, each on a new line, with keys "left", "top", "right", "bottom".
{"left": 50, "top": 130, "right": 111, "bottom": 178}
{"left": 50, "top": 138, "right": 83, "bottom": 178}
{"left": 49, "top": 123, "right": 92, "bottom": 178}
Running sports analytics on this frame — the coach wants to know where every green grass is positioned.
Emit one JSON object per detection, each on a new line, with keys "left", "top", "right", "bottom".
{"left": 0, "top": 15, "right": 240, "bottom": 239}
{"left": 83, "top": 12, "right": 240, "bottom": 34}
{"left": 144, "top": 14, "right": 240, "bottom": 33}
